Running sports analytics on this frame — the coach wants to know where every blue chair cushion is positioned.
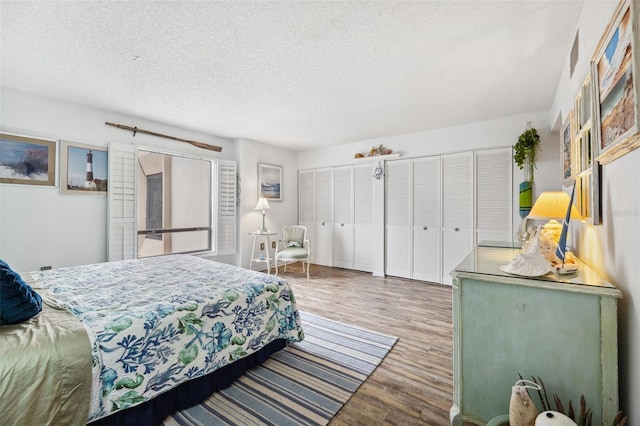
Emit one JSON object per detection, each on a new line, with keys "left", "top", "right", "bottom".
{"left": 1, "top": 259, "right": 43, "bottom": 325}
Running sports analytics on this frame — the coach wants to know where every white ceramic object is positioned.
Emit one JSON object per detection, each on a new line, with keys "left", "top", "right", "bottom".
{"left": 535, "top": 411, "right": 577, "bottom": 426}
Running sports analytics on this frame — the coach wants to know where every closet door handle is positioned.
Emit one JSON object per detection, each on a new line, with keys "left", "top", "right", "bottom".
{"left": 454, "top": 227, "right": 460, "bottom": 232}
{"left": 423, "top": 226, "right": 428, "bottom": 230}
{"left": 322, "top": 222, "right": 325, "bottom": 226}
{"left": 341, "top": 223, "right": 344, "bottom": 227}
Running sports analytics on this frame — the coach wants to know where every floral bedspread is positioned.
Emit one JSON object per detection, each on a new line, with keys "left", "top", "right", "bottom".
{"left": 30, "top": 254, "right": 304, "bottom": 422}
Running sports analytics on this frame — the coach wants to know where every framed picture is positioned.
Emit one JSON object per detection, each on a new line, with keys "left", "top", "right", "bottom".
{"left": 60, "top": 141, "right": 108, "bottom": 194}
{"left": 0, "top": 132, "right": 57, "bottom": 186}
{"left": 593, "top": 0, "right": 640, "bottom": 164}
{"left": 570, "top": 73, "right": 601, "bottom": 224}
{"left": 561, "top": 110, "right": 574, "bottom": 186}
{"left": 258, "top": 163, "right": 282, "bottom": 201}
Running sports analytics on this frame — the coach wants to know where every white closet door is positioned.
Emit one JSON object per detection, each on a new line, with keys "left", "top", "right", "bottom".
{"left": 298, "top": 170, "right": 315, "bottom": 224}
{"left": 333, "top": 167, "right": 353, "bottom": 268}
{"left": 441, "top": 151, "right": 474, "bottom": 285}
{"left": 412, "top": 156, "right": 441, "bottom": 282}
{"left": 298, "top": 170, "right": 316, "bottom": 263}
{"left": 353, "top": 164, "right": 373, "bottom": 272}
{"left": 476, "top": 148, "right": 513, "bottom": 243}
{"left": 314, "top": 169, "right": 333, "bottom": 266}
{"left": 108, "top": 142, "right": 136, "bottom": 261}
{"left": 385, "top": 160, "right": 411, "bottom": 278}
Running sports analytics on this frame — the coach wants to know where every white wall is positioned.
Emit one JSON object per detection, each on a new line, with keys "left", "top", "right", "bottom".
{"left": 298, "top": 109, "right": 562, "bottom": 234}
{"left": 0, "top": 88, "right": 300, "bottom": 272}
{"left": 550, "top": 1, "right": 639, "bottom": 419}
{"left": 233, "top": 138, "right": 299, "bottom": 270}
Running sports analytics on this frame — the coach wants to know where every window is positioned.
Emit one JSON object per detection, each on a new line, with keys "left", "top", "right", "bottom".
{"left": 107, "top": 142, "right": 237, "bottom": 261}
{"left": 136, "top": 149, "right": 212, "bottom": 257}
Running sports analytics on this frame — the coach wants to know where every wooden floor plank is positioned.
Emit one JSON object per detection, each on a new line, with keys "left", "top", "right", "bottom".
{"left": 278, "top": 264, "right": 453, "bottom": 426}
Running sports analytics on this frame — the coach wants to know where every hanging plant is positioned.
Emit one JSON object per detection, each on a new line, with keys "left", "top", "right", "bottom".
{"left": 513, "top": 128, "right": 541, "bottom": 182}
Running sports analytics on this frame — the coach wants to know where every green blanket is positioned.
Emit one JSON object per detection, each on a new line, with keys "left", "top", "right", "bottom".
{"left": 0, "top": 277, "right": 92, "bottom": 426}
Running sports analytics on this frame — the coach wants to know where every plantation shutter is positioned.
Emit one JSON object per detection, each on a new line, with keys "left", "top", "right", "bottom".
{"left": 217, "top": 160, "right": 237, "bottom": 254}
{"left": 108, "top": 142, "right": 136, "bottom": 261}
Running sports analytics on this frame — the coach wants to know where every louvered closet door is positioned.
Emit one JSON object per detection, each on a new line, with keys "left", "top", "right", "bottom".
{"left": 385, "top": 159, "right": 411, "bottom": 278}
{"left": 353, "top": 164, "right": 373, "bottom": 272}
{"left": 108, "top": 142, "right": 136, "bottom": 261}
{"left": 441, "top": 151, "right": 474, "bottom": 285}
{"left": 333, "top": 166, "right": 353, "bottom": 269}
{"left": 412, "top": 157, "right": 441, "bottom": 282}
{"left": 298, "top": 170, "right": 316, "bottom": 263}
{"left": 476, "top": 148, "right": 513, "bottom": 243}
{"left": 314, "top": 169, "right": 333, "bottom": 266}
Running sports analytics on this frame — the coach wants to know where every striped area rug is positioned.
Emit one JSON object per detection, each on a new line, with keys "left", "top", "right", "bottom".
{"left": 164, "top": 311, "right": 398, "bottom": 426}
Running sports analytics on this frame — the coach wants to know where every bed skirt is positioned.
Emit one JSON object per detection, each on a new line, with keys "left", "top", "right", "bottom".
{"left": 89, "top": 338, "right": 287, "bottom": 426}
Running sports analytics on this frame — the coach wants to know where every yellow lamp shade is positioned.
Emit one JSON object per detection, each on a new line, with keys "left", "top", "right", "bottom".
{"left": 528, "top": 191, "right": 582, "bottom": 220}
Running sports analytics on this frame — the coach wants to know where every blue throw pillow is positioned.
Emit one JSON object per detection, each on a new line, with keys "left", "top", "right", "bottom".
{"left": 0, "top": 259, "right": 43, "bottom": 325}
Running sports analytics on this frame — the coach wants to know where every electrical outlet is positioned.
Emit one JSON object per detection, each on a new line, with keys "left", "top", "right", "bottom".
{"left": 40, "top": 265, "right": 52, "bottom": 271}
{"left": 272, "top": 241, "right": 276, "bottom": 249}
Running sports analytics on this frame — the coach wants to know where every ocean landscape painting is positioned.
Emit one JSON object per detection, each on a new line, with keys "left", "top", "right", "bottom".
{"left": 0, "top": 133, "right": 56, "bottom": 186}
{"left": 258, "top": 163, "right": 282, "bottom": 201}
{"left": 596, "top": 4, "right": 635, "bottom": 151}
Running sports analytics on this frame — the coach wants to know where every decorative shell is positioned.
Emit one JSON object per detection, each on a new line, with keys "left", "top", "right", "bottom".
{"left": 501, "top": 232, "right": 555, "bottom": 276}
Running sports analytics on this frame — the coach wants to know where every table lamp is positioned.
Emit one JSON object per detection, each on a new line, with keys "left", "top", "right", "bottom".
{"left": 254, "top": 197, "right": 271, "bottom": 233}
{"left": 528, "top": 191, "right": 582, "bottom": 243}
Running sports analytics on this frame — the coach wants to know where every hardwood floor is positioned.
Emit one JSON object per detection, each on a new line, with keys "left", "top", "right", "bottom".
{"left": 277, "top": 263, "right": 453, "bottom": 426}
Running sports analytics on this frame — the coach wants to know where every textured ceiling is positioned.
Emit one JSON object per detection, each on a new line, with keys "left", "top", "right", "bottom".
{"left": 1, "top": 1, "right": 583, "bottom": 151}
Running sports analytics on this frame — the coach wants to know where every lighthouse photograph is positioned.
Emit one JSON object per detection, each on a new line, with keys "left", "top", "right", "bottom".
{"left": 60, "top": 141, "right": 108, "bottom": 194}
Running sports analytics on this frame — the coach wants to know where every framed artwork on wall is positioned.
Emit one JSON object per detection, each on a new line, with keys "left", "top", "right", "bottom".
{"left": 568, "top": 73, "right": 601, "bottom": 225}
{"left": 561, "top": 110, "right": 574, "bottom": 186}
{"left": 258, "top": 163, "right": 282, "bottom": 201}
{"left": 593, "top": 0, "right": 640, "bottom": 164}
{"left": 60, "top": 141, "right": 108, "bottom": 195}
{"left": 0, "top": 132, "right": 57, "bottom": 186}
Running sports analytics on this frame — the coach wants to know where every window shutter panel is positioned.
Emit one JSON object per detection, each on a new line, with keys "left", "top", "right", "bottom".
{"left": 217, "top": 160, "right": 237, "bottom": 254}
{"left": 108, "top": 142, "right": 136, "bottom": 261}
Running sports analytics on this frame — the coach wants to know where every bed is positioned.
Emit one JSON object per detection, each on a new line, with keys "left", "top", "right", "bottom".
{"left": 0, "top": 254, "right": 304, "bottom": 425}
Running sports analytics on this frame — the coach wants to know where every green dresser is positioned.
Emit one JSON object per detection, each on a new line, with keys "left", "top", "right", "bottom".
{"left": 450, "top": 244, "right": 622, "bottom": 426}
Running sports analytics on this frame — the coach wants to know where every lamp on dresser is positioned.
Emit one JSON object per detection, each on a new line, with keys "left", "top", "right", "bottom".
{"left": 528, "top": 191, "right": 582, "bottom": 243}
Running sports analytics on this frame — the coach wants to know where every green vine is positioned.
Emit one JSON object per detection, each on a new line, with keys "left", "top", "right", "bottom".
{"left": 513, "top": 128, "right": 541, "bottom": 182}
